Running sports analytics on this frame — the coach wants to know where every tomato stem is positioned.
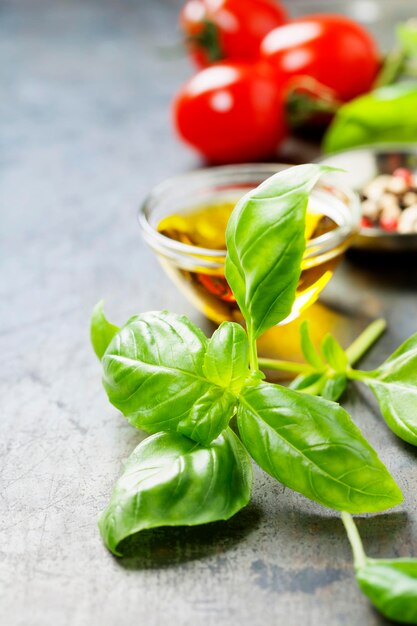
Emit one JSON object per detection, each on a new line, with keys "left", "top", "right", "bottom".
{"left": 187, "top": 19, "right": 223, "bottom": 63}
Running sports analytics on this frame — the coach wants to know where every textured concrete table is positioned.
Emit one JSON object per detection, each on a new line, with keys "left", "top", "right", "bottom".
{"left": 2, "top": 1, "right": 417, "bottom": 625}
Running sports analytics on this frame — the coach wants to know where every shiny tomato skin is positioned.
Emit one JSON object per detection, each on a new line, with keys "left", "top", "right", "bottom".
{"left": 181, "top": 0, "right": 287, "bottom": 67}
{"left": 173, "top": 62, "right": 286, "bottom": 164}
{"left": 260, "top": 14, "right": 380, "bottom": 102}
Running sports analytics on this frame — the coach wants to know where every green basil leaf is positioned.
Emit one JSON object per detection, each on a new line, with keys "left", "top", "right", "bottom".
{"left": 289, "top": 372, "right": 325, "bottom": 392}
{"left": 102, "top": 311, "right": 235, "bottom": 445}
{"left": 321, "top": 374, "right": 348, "bottom": 402}
{"left": 90, "top": 300, "right": 119, "bottom": 359}
{"left": 186, "top": 386, "right": 237, "bottom": 444}
{"left": 356, "top": 559, "right": 417, "bottom": 624}
{"left": 290, "top": 371, "right": 347, "bottom": 402}
{"left": 321, "top": 334, "right": 349, "bottom": 373}
{"left": 300, "top": 320, "right": 325, "bottom": 369}
{"left": 225, "top": 164, "right": 328, "bottom": 338}
{"left": 99, "top": 428, "right": 253, "bottom": 556}
{"left": 203, "top": 322, "right": 249, "bottom": 393}
{"left": 323, "top": 82, "right": 417, "bottom": 153}
{"left": 371, "top": 332, "right": 417, "bottom": 381}
{"left": 237, "top": 383, "right": 402, "bottom": 513}
{"left": 361, "top": 333, "right": 417, "bottom": 445}
{"left": 397, "top": 21, "right": 417, "bottom": 59}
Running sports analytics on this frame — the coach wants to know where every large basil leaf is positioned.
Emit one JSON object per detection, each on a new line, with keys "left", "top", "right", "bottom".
{"left": 203, "top": 322, "right": 249, "bottom": 393}
{"left": 356, "top": 559, "right": 417, "bottom": 624}
{"left": 225, "top": 164, "right": 328, "bottom": 338}
{"left": 99, "top": 429, "right": 253, "bottom": 556}
{"left": 237, "top": 383, "right": 402, "bottom": 513}
{"left": 323, "top": 82, "right": 417, "bottom": 153}
{"left": 359, "top": 333, "right": 417, "bottom": 445}
{"left": 90, "top": 301, "right": 120, "bottom": 359}
{"left": 102, "top": 311, "right": 236, "bottom": 445}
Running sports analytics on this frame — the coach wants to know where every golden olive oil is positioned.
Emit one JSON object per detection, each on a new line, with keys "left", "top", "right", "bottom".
{"left": 157, "top": 200, "right": 345, "bottom": 326}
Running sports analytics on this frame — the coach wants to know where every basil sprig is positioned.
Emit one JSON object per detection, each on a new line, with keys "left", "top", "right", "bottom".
{"left": 262, "top": 319, "right": 417, "bottom": 447}
{"left": 342, "top": 512, "right": 417, "bottom": 624}
{"left": 92, "top": 164, "right": 417, "bottom": 621}
{"left": 352, "top": 334, "right": 417, "bottom": 446}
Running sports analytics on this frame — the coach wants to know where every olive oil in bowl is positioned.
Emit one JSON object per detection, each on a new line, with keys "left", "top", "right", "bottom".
{"left": 139, "top": 165, "right": 360, "bottom": 328}
{"left": 157, "top": 196, "right": 349, "bottom": 325}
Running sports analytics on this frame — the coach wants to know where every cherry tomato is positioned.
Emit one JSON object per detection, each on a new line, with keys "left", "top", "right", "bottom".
{"left": 180, "top": 0, "right": 287, "bottom": 68}
{"left": 172, "top": 62, "right": 287, "bottom": 163}
{"left": 260, "top": 14, "right": 380, "bottom": 102}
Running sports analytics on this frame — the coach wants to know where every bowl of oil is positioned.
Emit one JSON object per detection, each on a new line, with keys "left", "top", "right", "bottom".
{"left": 139, "top": 164, "right": 360, "bottom": 326}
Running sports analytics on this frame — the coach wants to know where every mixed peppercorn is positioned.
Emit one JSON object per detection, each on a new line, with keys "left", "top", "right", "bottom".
{"left": 361, "top": 168, "right": 417, "bottom": 233}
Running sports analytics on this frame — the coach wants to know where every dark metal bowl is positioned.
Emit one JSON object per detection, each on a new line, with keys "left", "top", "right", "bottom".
{"left": 316, "top": 145, "right": 417, "bottom": 251}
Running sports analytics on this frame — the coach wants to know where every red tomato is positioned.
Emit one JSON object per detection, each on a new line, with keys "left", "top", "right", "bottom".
{"left": 260, "top": 14, "right": 380, "bottom": 102}
{"left": 172, "top": 62, "right": 287, "bottom": 163}
{"left": 180, "top": 0, "right": 287, "bottom": 68}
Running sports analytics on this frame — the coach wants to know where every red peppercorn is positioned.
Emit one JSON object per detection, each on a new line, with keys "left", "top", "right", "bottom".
{"left": 393, "top": 168, "right": 413, "bottom": 186}
{"left": 380, "top": 216, "right": 398, "bottom": 231}
{"left": 360, "top": 216, "right": 373, "bottom": 228}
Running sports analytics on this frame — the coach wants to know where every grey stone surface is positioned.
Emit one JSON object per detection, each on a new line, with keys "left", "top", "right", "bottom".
{"left": 1, "top": 1, "right": 417, "bottom": 625}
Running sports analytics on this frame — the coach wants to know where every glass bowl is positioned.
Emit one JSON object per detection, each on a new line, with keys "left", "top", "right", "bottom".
{"left": 139, "top": 164, "right": 360, "bottom": 326}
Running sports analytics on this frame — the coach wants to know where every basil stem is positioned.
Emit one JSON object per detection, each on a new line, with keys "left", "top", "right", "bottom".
{"left": 345, "top": 319, "right": 387, "bottom": 367}
{"left": 342, "top": 511, "right": 417, "bottom": 623}
{"left": 257, "top": 358, "right": 313, "bottom": 374}
{"left": 248, "top": 331, "right": 259, "bottom": 372}
{"left": 258, "top": 318, "right": 386, "bottom": 375}
{"left": 341, "top": 511, "right": 367, "bottom": 569}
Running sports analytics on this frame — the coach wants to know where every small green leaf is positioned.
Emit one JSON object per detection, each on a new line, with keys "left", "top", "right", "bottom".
{"left": 321, "top": 334, "right": 349, "bottom": 373}
{"left": 186, "top": 386, "right": 237, "bottom": 445}
{"left": 360, "top": 332, "right": 417, "bottom": 445}
{"left": 90, "top": 301, "right": 119, "bottom": 359}
{"left": 102, "top": 311, "right": 236, "bottom": 445}
{"left": 356, "top": 559, "right": 417, "bottom": 624}
{"left": 321, "top": 374, "right": 348, "bottom": 402}
{"left": 237, "top": 383, "right": 402, "bottom": 513}
{"left": 203, "top": 322, "right": 249, "bottom": 393}
{"left": 290, "top": 371, "right": 347, "bottom": 401}
{"left": 370, "top": 332, "right": 417, "bottom": 381}
{"left": 300, "top": 321, "right": 325, "bottom": 369}
{"left": 225, "top": 164, "right": 329, "bottom": 339}
{"left": 289, "top": 372, "right": 325, "bottom": 392}
{"left": 99, "top": 429, "right": 253, "bottom": 556}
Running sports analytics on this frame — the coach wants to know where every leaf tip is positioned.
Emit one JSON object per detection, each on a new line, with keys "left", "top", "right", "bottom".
{"left": 90, "top": 300, "right": 119, "bottom": 360}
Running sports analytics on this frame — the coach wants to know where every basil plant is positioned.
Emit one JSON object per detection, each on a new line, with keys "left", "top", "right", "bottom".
{"left": 92, "top": 165, "right": 417, "bottom": 622}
